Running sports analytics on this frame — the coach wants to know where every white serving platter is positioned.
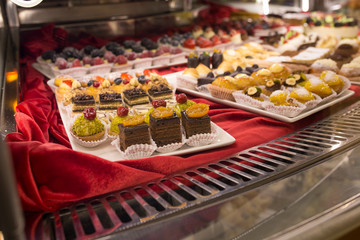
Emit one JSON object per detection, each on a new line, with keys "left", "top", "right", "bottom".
{"left": 58, "top": 104, "right": 235, "bottom": 161}
{"left": 166, "top": 72, "right": 355, "bottom": 123}
{"left": 49, "top": 75, "right": 235, "bottom": 161}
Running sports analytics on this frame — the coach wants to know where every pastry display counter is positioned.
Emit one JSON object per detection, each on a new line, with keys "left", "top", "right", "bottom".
{"left": 2, "top": 0, "right": 360, "bottom": 239}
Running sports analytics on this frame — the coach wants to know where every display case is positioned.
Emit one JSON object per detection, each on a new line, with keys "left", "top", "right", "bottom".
{"left": 2, "top": 0, "right": 360, "bottom": 239}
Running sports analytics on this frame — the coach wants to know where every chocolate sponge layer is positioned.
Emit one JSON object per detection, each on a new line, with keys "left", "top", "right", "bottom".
{"left": 181, "top": 111, "right": 211, "bottom": 138}
{"left": 149, "top": 112, "right": 182, "bottom": 147}
{"left": 119, "top": 123, "right": 151, "bottom": 151}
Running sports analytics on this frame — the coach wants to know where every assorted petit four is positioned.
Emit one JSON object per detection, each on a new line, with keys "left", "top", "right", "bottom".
{"left": 149, "top": 107, "right": 182, "bottom": 147}
{"left": 71, "top": 108, "right": 105, "bottom": 142}
{"left": 118, "top": 116, "right": 151, "bottom": 151}
{"left": 181, "top": 103, "right": 211, "bottom": 138}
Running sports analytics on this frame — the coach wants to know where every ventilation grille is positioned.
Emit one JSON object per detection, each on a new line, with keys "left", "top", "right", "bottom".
{"left": 35, "top": 102, "right": 360, "bottom": 240}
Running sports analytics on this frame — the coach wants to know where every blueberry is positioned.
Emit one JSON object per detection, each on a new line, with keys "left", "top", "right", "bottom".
{"left": 245, "top": 67, "right": 254, "bottom": 73}
{"left": 87, "top": 80, "right": 94, "bottom": 86}
{"left": 84, "top": 45, "right": 95, "bottom": 55}
{"left": 236, "top": 66, "right": 243, "bottom": 72}
{"left": 207, "top": 72, "right": 215, "bottom": 78}
{"left": 224, "top": 71, "right": 231, "bottom": 76}
{"left": 62, "top": 47, "right": 76, "bottom": 59}
{"left": 138, "top": 75, "right": 146, "bottom": 84}
{"left": 42, "top": 50, "right": 56, "bottom": 60}
{"left": 252, "top": 64, "right": 259, "bottom": 69}
{"left": 114, "top": 78, "right": 122, "bottom": 85}
{"left": 171, "top": 40, "right": 180, "bottom": 47}
{"left": 123, "top": 40, "right": 136, "bottom": 49}
{"left": 112, "top": 47, "right": 125, "bottom": 56}
{"left": 106, "top": 42, "right": 120, "bottom": 52}
{"left": 245, "top": 55, "right": 254, "bottom": 59}
{"left": 132, "top": 45, "right": 144, "bottom": 53}
{"left": 91, "top": 49, "right": 105, "bottom": 58}
{"left": 160, "top": 37, "right": 167, "bottom": 44}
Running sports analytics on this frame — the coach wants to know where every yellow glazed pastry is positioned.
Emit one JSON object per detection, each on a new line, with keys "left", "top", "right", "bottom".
{"left": 269, "top": 90, "right": 298, "bottom": 106}
{"left": 233, "top": 73, "right": 255, "bottom": 90}
{"left": 212, "top": 76, "right": 239, "bottom": 90}
{"left": 289, "top": 88, "right": 315, "bottom": 103}
{"left": 269, "top": 63, "right": 290, "bottom": 80}
{"left": 319, "top": 70, "right": 344, "bottom": 94}
{"left": 251, "top": 68, "right": 274, "bottom": 85}
{"left": 304, "top": 76, "right": 332, "bottom": 98}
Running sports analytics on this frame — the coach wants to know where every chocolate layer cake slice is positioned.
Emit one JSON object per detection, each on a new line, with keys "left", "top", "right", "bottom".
{"left": 147, "top": 84, "right": 173, "bottom": 101}
{"left": 118, "top": 123, "right": 151, "bottom": 151}
{"left": 181, "top": 111, "right": 211, "bottom": 138}
{"left": 149, "top": 112, "right": 182, "bottom": 147}
{"left": 71, "top": 94, "right": 96, "bottom": 112}
{"left": 123, "top": 88, "right": 149, "bottom": 107}
{"left": 99, "top": 92, "right": 122, "bottom": 110}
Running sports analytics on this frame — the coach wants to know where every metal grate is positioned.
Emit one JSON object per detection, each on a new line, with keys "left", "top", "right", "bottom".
{"left": 34, "top": 101, "right": 360, "bottom": 240}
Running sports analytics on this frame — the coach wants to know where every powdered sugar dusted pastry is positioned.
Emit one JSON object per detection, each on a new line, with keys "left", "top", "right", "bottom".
{"left": 304, "top": 75, "right": 332, "bottom": 98}
{"left": 319, "top": 70, "right": 344, "bottom": 94}
{"left": 311, "top": 59, "right": 339, "bottom": 73}
{"left": 340, "top": 62, "right": 360, "bottom": 78}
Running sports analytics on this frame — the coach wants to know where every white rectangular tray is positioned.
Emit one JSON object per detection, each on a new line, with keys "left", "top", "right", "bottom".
{"left": 58, "top": 105, "right": 235, "bottom": 161}
{"left": 166, "top": 72, "right": 355, "bottom": 123}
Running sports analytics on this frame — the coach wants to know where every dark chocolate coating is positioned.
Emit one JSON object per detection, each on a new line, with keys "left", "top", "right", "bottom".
{"left": 212, "top": 52, "right": 223, "bottom": 69}
{"left": 187, "top": 56, "right": 199, "bottom": 68}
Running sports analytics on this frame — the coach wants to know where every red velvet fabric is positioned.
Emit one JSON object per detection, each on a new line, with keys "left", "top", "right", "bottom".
{"left": 6, "top": 24, "right": 360, "bottom": 212}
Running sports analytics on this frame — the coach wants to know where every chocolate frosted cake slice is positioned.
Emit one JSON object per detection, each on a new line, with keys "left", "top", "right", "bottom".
{"left": 147, "top": 84, "right": 173, "bottom": 101}
{"left": 181, "top": 111, "right": 211, "bottom": 138}
{"left": 149, "top": 112, "right": 182, "bottom": 147}
{"left": 99, "top": 92, "right": 123, "bottom": 110}
{"left": 123, "top": 88, "right": 149, "bottom": 106}
{"left": 71, "top": 94, "right": 96, "bottom": 112}
{"left": 118, "top": 123, "right": 151, "bottom": 151}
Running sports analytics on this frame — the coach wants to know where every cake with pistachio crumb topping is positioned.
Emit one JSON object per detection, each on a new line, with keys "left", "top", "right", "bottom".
{"left": 72, "top": 108, "right": 105, "bottom": 142}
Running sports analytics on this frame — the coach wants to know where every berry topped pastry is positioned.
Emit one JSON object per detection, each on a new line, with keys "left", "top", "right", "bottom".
{"left": 72, "top": 107, "right": 105, "bottom": 142}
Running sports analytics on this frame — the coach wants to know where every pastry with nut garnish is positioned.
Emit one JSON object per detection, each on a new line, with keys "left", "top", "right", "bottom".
{"left": 71, "top": 107, "right": 105, "bottom": 142}
{"left": 263, "top": 79, "right": 281, "bottom": 96}
{"left": 245, "top": 86, "right": 264, "bottom": 101}
{"left": 283, "top": 76, "right": 298, "bottom": 88}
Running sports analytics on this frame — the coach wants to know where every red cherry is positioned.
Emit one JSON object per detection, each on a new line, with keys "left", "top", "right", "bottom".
{"left": 93, "top": 81, "right": 100, "bottom": 88}
{"left": 152, "top": 99, "right": 166, "bottom": 108}
{"left": 176, "top": 93, "right": 187, "bottom": 104}
{"left": 117, "top": 106, "right": 129, "bottom": 117}
{"left": 145, "top": 79, "right": 151, "bottom": 84}
{"left": 123, "top": 79, "right": 130, "bottom": 85}
{"left": 83, "top": 107, "right": 96, "bottom": 120}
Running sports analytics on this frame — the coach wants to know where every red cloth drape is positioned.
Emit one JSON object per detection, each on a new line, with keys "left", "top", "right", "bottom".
{"left": 6, "top": 24, "right": 360, "bottom": 212}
